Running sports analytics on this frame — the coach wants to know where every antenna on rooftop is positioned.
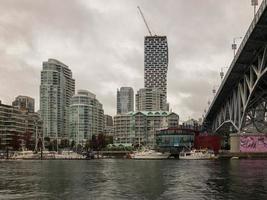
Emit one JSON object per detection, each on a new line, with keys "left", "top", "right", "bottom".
{"left": 137, "top": 6, "right": 153, "bottom": 36}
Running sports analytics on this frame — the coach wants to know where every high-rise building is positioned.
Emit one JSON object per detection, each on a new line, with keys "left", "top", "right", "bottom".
{"left": 69, "top": 90, "right": 104, "bottom": 145}
{"left": 12, "top": 96, "right": 35, "bottom": 113}
{"left": 136, "top": 88, "right": 167, "bottom": 111}
{"left": 117, "top": 87, "right": 134, "bottom": 114}
{"left": 40, "top": 59, "right": 75, "bottom": 140}
{"left": 144, "top": 36, "right": 168, "bottom": 99}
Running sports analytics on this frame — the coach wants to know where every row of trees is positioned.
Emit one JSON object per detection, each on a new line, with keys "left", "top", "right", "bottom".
{"left": 0, "top": 132, "right": 114, "bottom": 152}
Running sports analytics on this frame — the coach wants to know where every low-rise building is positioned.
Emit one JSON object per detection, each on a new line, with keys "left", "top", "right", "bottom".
{"left": 0, "top": 102, "right": 42, "bottom": 150}
{"left": 113, "top": 114, "right": 132, "bottom": 145}
{"left": 155, "top": 128, "right": 195, "bottom": 150}
{"left": 114, "top": 111, "right": 179, "bottom": 146}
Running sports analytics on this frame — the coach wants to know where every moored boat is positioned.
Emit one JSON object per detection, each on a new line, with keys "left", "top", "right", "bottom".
{"left": 130, "top": 149, "right": 170, "bottom": 160}
{"left": 179, "top": 149, "right": 216, "bottom": 160}
{"left": 11, "top": 150, "right": 37, "bottom": 159}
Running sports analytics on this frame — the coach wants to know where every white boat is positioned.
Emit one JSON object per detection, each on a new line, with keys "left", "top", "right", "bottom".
{"left": 130, "top": 149, "right": 171, "bottom": 160}
{"left": 55, "top": 151, "right": 85, "bottom": 159}
{"left": 11, "top": 150, "right": 37, "bottom": 159}
{"left": 179, "top": 149, "right": 216, "bottom": 160}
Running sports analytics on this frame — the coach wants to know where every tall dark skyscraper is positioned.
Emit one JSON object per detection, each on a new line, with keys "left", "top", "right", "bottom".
{"left": 144, "top": 36, "right": 168, "bottom": 98}
{"left": 117, "top": 87, "right": 134, "bottom": 114}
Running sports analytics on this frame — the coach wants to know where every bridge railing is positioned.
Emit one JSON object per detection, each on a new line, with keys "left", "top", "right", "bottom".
{"left": 204, "top": 0, "right": 267, "bottom": 121}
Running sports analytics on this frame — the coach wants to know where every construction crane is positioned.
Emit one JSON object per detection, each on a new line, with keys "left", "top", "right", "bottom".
{"left": 137, "top": 6, "right": 152, "bottom": 36}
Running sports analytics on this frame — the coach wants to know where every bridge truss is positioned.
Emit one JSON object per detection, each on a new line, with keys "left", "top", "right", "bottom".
{"left": 213, "top": 46, "right": 267, "bottom": 133}
{"left": 204, "top": 0, "right": 267, "bottom": 134}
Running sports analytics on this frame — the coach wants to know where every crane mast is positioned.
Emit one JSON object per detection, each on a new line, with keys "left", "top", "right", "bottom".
{"left": 137, "top": 6, "right": 152, "bottom": 36}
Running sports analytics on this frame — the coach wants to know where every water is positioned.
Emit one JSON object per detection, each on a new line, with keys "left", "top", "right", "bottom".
{"left": 0, "top": 159, "right": 267, "bottom": 200}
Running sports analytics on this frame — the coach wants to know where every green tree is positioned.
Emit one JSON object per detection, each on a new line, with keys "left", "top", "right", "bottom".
{"left": 85, "top": 140, "right": 90, "bottom": 152}
{"left": 24, "top": 131, "right": 34, "bottom": 150}
{"left": 60, "top": 139, "right": 69, "bottom": 148}
{"left": 52, "top": 140, "right": 57, "bottom": 151}
{"left": 10, "top": 134, "right": 21, "bottom": 151}
{"left": 71, "top": 140, "right": 75, "bottom": 149}
{"left": 97, "top": 134, "right": 106, "bottom": 150}
{"left": 91, "top": 135, "right": 98, "bottom": 150}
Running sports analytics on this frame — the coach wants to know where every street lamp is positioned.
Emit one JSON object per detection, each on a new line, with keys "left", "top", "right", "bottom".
{"left": 212, "top": 87, "right": 216, "bottom": 96}
{"left": 251, "top": 0, "right": 258, "bottom": 17}
{"left": 232, "top": 37, "right": 242, "bottom": 57}
{"left": 212, "top": 83, "right": 220, "bottom": 97}
{"left": 220, "top": 67, "right": 229, "bottom": 81}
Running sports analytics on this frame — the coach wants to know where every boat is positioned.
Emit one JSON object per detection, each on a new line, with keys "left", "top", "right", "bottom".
{"left": 231, "top": 156, "right": 239, "bottom": 160}
{"left": 55, "top": 150, "right": 85, "bottom": 159}
{"left": 11, "top": 150, "right": 37, "bottom": 159}
{"left": 130, "top": 149, "right": 171, "bottom": 160}
{"left": 179, "top": 149, "right": 216, "bottom": 160}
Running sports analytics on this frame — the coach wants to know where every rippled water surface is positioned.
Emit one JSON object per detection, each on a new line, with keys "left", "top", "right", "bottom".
{"left": 1, "top": 159, "right": 267, "bottom": 200}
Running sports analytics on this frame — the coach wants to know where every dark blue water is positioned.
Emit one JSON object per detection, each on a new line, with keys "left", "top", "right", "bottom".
{"left": 0, "top": 159, "right": 267, "bottom": 200}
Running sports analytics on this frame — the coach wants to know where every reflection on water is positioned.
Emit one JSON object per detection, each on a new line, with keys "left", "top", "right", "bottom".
{"left": 0, "top": 159, "right": 267, "bottom": 200}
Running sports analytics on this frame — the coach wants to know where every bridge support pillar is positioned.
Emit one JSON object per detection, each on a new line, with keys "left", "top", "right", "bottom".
{"left": 230, "top": 134, "right": 240, "bottom": 153}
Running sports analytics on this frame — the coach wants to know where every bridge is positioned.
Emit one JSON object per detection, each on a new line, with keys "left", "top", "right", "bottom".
{"left": 204, "top": 0, "right": 267, "bottom": 136}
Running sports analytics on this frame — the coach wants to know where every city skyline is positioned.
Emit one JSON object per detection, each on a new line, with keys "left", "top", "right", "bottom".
{"left": 0, "top": 0, "right": 260, "bottom": 121}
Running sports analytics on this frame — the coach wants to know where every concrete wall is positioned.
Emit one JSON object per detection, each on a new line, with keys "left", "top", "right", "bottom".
{"left": 240, "top": 135, "right": 267, "bottom": 152}
{"left": 230, "top": 134, "right": 240, "bottom": 153}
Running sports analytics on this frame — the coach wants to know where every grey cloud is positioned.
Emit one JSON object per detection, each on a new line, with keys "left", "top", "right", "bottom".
{"left": 0, "top": 0, "right": 260, "bottom": 120}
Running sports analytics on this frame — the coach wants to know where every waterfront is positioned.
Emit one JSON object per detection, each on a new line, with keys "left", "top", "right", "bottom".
{"left": 0, "top": 160, "right": 267, "bottom": 200}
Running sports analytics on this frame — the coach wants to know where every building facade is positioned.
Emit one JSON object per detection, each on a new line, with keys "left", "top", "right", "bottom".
{"left": 113, "top": 114, "right": 132, "bottom": 145}
{"left": 156, "top": 128, "right": 195, "bottom": 150}
{"left": 0, "top": 102, "right": 42, "bottom": 149}
{"left": 12, "top": 96, "right": 35, "bottom": 113}
{"left": 144, "top": 36, "right": 168, "bottom": 101}
{"left": 117, "top": 87, "right": 134, "bottom": 114}
{"left": 104, "top": 115, "right": 113, "bottom": 127}
{"left": 40, "top": 59, "right": 75, "bottom": 140}
{"left": 182, "top": 118, "right": 202, "bottom": 130}
{"left": 114, "top": 111, "right": 179, "bottom": 146}
{"left": 104, "top": 115, "right": 114, "bottom": 136}
{"left": 69, "top": 90, "right": 104, "bottom": 145}
{"left": 136, "top": 88, "right": 167, "bottom": 111}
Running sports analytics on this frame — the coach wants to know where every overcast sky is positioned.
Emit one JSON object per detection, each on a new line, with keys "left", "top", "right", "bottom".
{"left": 0, "top": 0, "right": 262, "bottom": 121}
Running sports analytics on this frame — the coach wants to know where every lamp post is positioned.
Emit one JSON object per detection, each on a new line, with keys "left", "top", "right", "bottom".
{"left": 212, "top": 84, "right": 220, "bottom": 97}
{"left": 232, "top": 37, "right": 242, "bottom": 57}
{"left": 251, "top": 0, "right": 258, "bottom": 17}
{"left": 220, "top": 67, "right": 229, "bottom": 81}
{"left": 34, "top": 121, "right": 38, "bottom": 152}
